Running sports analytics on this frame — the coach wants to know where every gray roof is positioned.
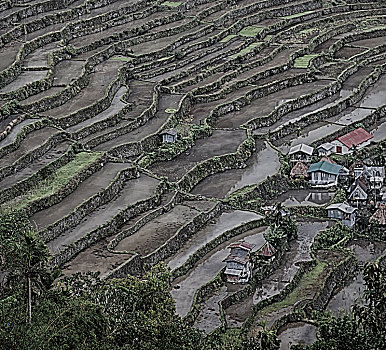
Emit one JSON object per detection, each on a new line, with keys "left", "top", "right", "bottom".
{"left": 327, "top": 202, "right": 357, "bottom": 214}
{"left": 288, "top": 143, "right": 314, "bottom": 156}
{"left": 317, "top": 142, "right": 335, "bottom": 151}
{"left": 161, "top": 129, "right": 177, "bottom": 136}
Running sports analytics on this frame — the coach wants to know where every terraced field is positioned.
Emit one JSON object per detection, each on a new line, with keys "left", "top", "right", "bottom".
{"left": 1, "top": 0, "right": 385, "bottom": 345}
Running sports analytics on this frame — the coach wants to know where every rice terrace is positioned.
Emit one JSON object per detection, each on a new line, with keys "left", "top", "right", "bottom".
{"left": 0, "top": 0, "right": 385, "bottom": 349}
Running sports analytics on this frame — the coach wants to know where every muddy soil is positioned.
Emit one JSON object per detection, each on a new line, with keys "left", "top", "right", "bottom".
{"left": 0, "top": 127, "right": 59, "bottom": 169}
{"left": 327, "top": 240, "right": 386, "bottom": 315}
{"left": 41, "top": 59, "right": 124, "bottom": 117}
{"left": 225, "top": 220, "right": 330, "bottom": 327}
{"left": 67, "top": 86, "right": 128, "bottom": 134}
{"left": 30, "top": 162, "right": 131, "bottom": 230}
{"left": 0, "top": 140, "right": 72, "bottom": 192}
{"left": 0, "top": 71, "right": 48, "bottom": 93}
{"left": 220, "top": 80, "right": 332, "bottom": 130}
{"left": 172, "top": 226, "right": 267, "bottom": 318}
{"left": 47, "top": 173, "right": 159, "bottom": 254}
{"left": 167, "top": 209, "right": 262, "bottom": 271}
{"left": 92, "top": 92, "right": 182, "bottom": 151}
{"left": 191, "top": 141, "right": 279, "bottom": 198}
{"left": 278, "top": 322, "right": 317, "bottom": 349}
{"left": 115, "top": 204, "right": 200, "bottom": 256}
{"left": 149, "top": 129, "right": 247, "bottom": 182}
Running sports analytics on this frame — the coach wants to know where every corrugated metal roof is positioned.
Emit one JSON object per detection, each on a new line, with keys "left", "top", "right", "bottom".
{"left": 337, "top": 128, "right": 373, "bottom": 148}
{"left": 307, "top": 161, "right": 342, "bottom": 175}
{"left": 227, "top": 241, "right": 254, "bottom": 251}
{"left": 326, "top": 202, "right": 357, "bottom": 213}
{"left": 288, "top": 143, "right": 314, "bottom": 156}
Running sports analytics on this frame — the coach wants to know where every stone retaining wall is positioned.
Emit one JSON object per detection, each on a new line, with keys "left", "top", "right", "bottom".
{"left": 0, "top": 130, "right": 68, "bottom": 181}
{"left": 0, "top": 142, "right": 77, "bottom": 205}
{"left": 142, "top": 201, "right": 223, "bottom": 266}
{"left": 49, "top": 180, "right": 168, "bottom": 267}
{"left": 40, "top": 165, "right": 139, "bottom": 242}
{"left": 24, "top": 152, "right": 107, "bottom": 217}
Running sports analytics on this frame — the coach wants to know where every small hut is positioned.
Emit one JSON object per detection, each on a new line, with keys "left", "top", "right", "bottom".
{"left": 319, "top": 156, "right": 336, "bottom": 164}
{"left": 288, "top": 144, "right": 314, "bottom": 163}
{"left": 160, "top": 129, "right": 177, "bottom": 143}
{"left": 290, "top": 161, "right": 308, "bottom": 179}
{"left": 256, "top": 242, "right": 277, "bottom": 262}
{"left": 223, "top": 241, "right": 254, "bottom": 284}
{"left": 369, "top": 204, "right": 386, "bottom": 226}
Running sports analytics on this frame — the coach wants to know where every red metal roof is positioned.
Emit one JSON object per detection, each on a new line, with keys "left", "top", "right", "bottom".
{"left": 227, "top": 242, "right": 254, "bottom": 251}
{"left": 337, "top": 128, "right": 373, "bottom": 149}
{"left": 224, "top": 255, "right": 249, "bottom": 265}
{"left": 257, "top": 242, "right": 277, "bottom": 257}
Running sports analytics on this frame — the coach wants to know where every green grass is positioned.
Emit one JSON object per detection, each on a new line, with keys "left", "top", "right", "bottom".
{"left": 230, "top": 42, "right": 260, "bottom": 58}
{"left": 294, "top": 54, "right": 318, "bottom": 68}
{"left": 5, "top": 152, "right": 103, "bottom": 210}
{"left": 111, "top": 57, "right": 132, "bottom": 62}
{"left": 281, "top": 10, "right": 315, "bottom": 19}
{"left": 259, "top": 261, "right": 328, "bottom": 315}
{"left": 220, "top": 34, "right": 237, "bottom": 43}
{"left": 165, "top": 108, "right": 177, "bottom": 114}
{"left": 161, "top": 1, "right": 181, "bottom": 7}
{"left": 264, "top": 35, "right": 273, "bottom": 42}
{"left": 158, "top": 56, "right": 173, "bottom": 62}
{"left": 239, "top": 25, "right": 265, "bottom": 37}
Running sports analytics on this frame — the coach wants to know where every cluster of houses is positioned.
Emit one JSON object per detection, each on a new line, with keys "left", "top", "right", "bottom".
{"left": 223, "top": 241, "right": 277, "bottom": 283}
{"left": 288, "top": 127, "right": 385, "bottom": 227}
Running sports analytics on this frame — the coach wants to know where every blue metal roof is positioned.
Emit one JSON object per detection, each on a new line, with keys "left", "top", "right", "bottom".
{"left": 307, "top": 161, "right": 342, "bottom": 175}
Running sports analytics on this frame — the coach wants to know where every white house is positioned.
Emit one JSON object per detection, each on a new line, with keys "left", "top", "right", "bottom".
{"left": 288, "top": 144, "right": 314, "bottom": 163}
{"left": 348, "top": 177, "right": 369, "bottom": 207}
{"left": 160, "top": 129, "right": 178, "bottom": 143}
{"left": 326, "top": 202, "right": 357, "bottom": 227}
{"left": 354, "top": 165, "right": 385, "bottom": 190}
{"left": 307, "top": 160, "right": 349, "bottom": 187}
{"left": 331, "top": 127, "right": 373, "bottom": 155}
{"left": 317, "top": 142, "right": 335, "bottom": 156}
{"left": 224, "top": 242, "right": 254, "bottom": 284}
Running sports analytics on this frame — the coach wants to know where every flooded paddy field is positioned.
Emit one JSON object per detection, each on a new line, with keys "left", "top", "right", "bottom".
{"left": 327, "top": 239, "right": 386, "bottom": 315}
{"left": 0, "top": 0, "right": 385, "bottom": 344}
{"left": 191, "top": 140, "right": 279, "bottom": 198}
{"left": 225, "top": 220, "right": 330, "bottom": 327}
{"left": 172, "top": 225, "right": 267, "bottom": 318}
{"left": 149, "top": 129, "right": 246, "bottom": 182}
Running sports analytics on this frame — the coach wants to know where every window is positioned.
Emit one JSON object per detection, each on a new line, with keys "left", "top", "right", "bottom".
{"left": 336, "top": 145, "right": 342, "bottom": 153}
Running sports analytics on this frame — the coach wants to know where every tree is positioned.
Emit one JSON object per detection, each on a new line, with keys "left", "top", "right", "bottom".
{"left": 0, "top": 210, "right": 52, "bottom": 323}
{"left": 306, "top": 261, "right": 385, "bottom": 350}
{"left": 259, "top": 322, "right": 280, "bottom": 350}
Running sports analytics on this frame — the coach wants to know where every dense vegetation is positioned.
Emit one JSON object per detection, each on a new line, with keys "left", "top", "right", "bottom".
{"left": 1, "top": 211, "right": 384, "bottom": 349}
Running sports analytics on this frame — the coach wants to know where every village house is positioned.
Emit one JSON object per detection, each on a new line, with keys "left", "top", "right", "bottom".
{"left": 369, "top": 203, "right": 386, "bottom": 226}
{"left": 353, "top": 165, "right": 385, "bottom": 190}
{"left": 331, "top": 127, "right": 373, "bottom": 155}
{"left": 224, "top": 242, "right": 254, "bottom": 284}
{"left": 288, "top": 144, "right": 314, "bottom": 163}
{"left": 307, "top": 160, "right": 349, "bottom": 187}
{"left": 348, "top": 176, "right": 369, "bottom": 207}
{"left": 256, "top": 242, "right": 277, "bottom": 262}
{"left": 317, "top": 142, "right": 335, "bottom": 156}
{"left": 290, "top": 161, "right": 308, "bottom": 179}
{"left": 160, "top": 129, "right": 178, "bottom": 143}
{"left": 326, "top": 202, "right": 357, "bottom": 227}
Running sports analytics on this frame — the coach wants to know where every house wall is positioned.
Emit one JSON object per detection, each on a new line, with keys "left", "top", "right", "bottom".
{"left": 162, "top": 134, "right": 176, "bottom": 143}
{"left": 310, "top": 171, "right": 337, "bottom": 185}
{"left": 331, "top": 140, "right": 350, "bottom": 154}
{"left": 290, "top": 152, "right": 312, "bottom": 163}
